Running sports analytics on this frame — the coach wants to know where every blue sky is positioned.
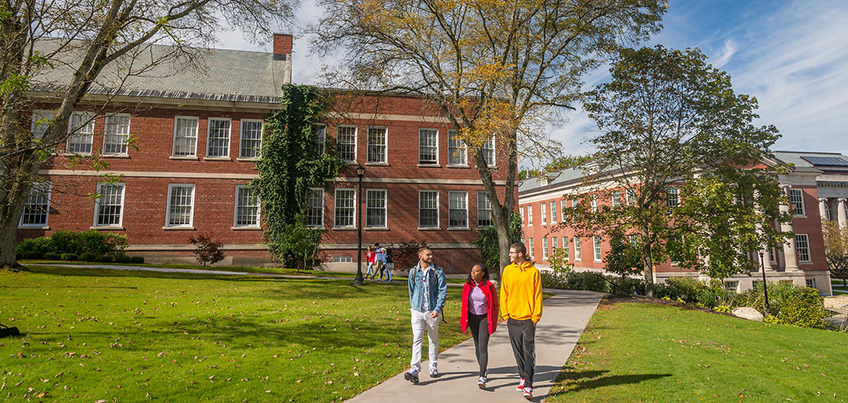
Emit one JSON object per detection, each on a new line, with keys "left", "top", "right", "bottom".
{"left": 220, "top": 0, "right": 848, "bottom": 158}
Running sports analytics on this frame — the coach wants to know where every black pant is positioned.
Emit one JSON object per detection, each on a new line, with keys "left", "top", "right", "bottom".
{"left": 468, "top": 313, "right": 490, "bottom": 377}
{"left": 507, "top": 318, "right": 536, "bottom": 388}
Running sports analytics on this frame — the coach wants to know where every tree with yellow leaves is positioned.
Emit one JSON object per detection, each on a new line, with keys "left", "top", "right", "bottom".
{"left": 311, "top": 0, "right": 666, "bottom": 276}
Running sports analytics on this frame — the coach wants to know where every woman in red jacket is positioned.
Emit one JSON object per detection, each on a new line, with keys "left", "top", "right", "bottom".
{"left": 460, "top": 263, "right": 499, "bottom": 389}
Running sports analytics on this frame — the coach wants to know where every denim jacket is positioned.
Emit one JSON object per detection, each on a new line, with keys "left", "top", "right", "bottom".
{"left": 407, "top": 263, "right": 447, "bottom": 313}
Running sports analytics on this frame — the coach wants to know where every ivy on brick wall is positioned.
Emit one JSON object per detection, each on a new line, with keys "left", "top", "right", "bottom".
{"left": 252, "top": 85, "right": 345, "bottom": 269}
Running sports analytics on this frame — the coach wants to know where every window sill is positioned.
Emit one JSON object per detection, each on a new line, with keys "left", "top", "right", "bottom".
{"left": 204, "top": 157, "right": 232, "bottom": 161}
{"left": 418, "top": 227, "right": 441, "bottom": 231}
{"left": 101, "top": 154, "right": 130, "bottom": 159}
{"left": 232, "top": 226, "right": 262, "bottom": 231}
{"left": 793, "top": 215, "right": 807, "bottom": 219}
{"left": 417, "top": 163, "right": 441, "bottom": 168}
{"left": 333, "top": 227, "right": 358, "bottom": 231}
{"left": 170, "top": 156, "right": 199, "bottom": 160}
{"left": 91, "top": 226, "right": 125, "bottom": 231}
{"left": 18, "top": 226, "right": 50, "bottom": 230}
{"left": 236, "top": 158, "right": 260, "bottom": 162}
{"left": 800, "top": 261, "right": 813, "bottom": 265}
{"left": 447, "top": 165, "right": 470, "bottom": 169}
{"left": 448, "top": 227, "right": 471, "bottom": 231}
{"left": 365, "top": 227, "right": 390, "bottom": 231}
{"left": 366, "top": 162, "right": 389, "bottom": 166}
{"left": 61, "top": 152, "right": 93, "bottom": 157}
{"left": 163, "top": 226, "right": 195, "bottom": 231}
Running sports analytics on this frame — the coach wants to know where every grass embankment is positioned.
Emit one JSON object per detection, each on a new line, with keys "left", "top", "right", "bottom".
{"left": 549, "top": 299, "right": 847, "bottom": 402}
{"left": 0, "top": 265, "right": 467, "bottom": 402}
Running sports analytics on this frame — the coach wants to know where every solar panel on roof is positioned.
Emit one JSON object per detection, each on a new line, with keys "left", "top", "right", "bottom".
{"left": 800, "top": 156, "right": 848, "bottom": 166}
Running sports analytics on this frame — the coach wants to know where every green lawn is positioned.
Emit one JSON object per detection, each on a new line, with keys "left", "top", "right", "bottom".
{"left": 0, "top": 265, "right": 468, "bottom": 402}
{"left": 549, "top": 300, "right": 848, "bottom": 402}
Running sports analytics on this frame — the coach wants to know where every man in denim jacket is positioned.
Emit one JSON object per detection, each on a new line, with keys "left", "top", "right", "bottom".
{"left": 404, "top": 246, "right": 447, "bottom": 384}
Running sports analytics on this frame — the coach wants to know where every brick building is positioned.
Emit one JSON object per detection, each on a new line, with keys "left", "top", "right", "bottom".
{"left": 517, "top": 151, "right": 843, "bottom": 295}
{"left": 18, "top": 35, "right": 509, "bottom": 274}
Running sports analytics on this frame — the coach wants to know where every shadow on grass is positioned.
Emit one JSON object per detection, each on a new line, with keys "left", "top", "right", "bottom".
{"left": 550, "top": 372, "right": 672, "bottom": 397}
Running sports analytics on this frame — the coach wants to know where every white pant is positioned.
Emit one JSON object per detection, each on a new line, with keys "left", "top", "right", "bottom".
{"left": 410, "top": 309, "right": 440, "bottom": 370}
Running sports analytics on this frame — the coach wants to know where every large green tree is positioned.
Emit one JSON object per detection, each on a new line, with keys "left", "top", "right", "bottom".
{"left": 565, "top": 45, "right": 789, "bottom": 296}
{"left": 0, "top": 0, "right": 294, "bottom": 269}
{"left": 252, "top": 85, "right": 345, "bottom": 270}
{"left": 311, "top": 0, "right": 665, "bottom": 277}
{"left": 823, "top": 221, "right": 848, "bottom": 287}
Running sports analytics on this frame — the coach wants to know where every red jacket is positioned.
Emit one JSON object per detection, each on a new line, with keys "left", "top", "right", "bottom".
{"left": 460, "top": 280, "right": 499, "bottom": 335}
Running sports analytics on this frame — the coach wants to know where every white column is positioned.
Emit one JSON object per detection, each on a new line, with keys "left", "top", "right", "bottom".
{"left": 818, "top": 197, "right": 829, "bottom": 223}
{"left": 779, "top": 185, "right": 800, "bottom": 272}
{"left": 755, "top": 191, "right": 773, "bottom": 271}
{"left": 838, "top": 198, "right": 848, "bottom": 226}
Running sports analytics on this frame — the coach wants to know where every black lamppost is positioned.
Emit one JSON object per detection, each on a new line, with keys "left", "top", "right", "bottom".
{"left": 354, "top": 165, "right": 366, "bottom": 286}
{"left": 759, "top": 251, "right": 770, "bottom": 315}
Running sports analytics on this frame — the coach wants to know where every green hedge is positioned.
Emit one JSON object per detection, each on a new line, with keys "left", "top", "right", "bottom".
{"left": 17, "top": 230, "right": 128, "bottom": 258}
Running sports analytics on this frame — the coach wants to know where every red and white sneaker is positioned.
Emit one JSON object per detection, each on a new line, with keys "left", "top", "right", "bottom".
{"left": 516, "top": 378, "right": 526, "bottom": 391}
{"left": 523, "top": 387, "right": 533, "bottom": 400}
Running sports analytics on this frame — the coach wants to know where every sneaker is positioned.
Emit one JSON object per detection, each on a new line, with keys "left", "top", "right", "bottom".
{"left": 477, "top": 376, "right": 487, "bottom": 389}
{"left": 404, "top": 370, "right": 419, "bottom": 384}
{"left": 516, "top": 378, "right": 525, "bottom": 391}
{"left": 523, "top": 387, "right": 533, "bottom": 400}
{"left": 429, "top": 364, "right": 440, "bottom": 377}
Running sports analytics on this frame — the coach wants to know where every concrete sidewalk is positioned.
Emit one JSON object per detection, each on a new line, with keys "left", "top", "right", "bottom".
{"left": 347, "top": 290, "right": 604, "bottom": 403}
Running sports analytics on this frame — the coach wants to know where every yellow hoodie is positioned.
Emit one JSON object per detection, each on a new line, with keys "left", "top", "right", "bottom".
{"left": 499, "top": 260, "right": 543, "bottom": 323}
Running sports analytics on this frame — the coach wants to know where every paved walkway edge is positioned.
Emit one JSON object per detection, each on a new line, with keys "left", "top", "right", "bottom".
{"left": 347, "top": 289, "right": 605, "bottom": 403}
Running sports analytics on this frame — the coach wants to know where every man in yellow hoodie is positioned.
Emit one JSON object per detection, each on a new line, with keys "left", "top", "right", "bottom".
{"left": 500, "top": 242, "right": 543, "bottom": 400}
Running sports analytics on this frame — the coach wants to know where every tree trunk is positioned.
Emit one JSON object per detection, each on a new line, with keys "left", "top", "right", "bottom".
{"left": 0, "top": 202, "right": 26, "bottom": 269}
{"left": 641, "top": 228, "right": 654, "bottom": 297}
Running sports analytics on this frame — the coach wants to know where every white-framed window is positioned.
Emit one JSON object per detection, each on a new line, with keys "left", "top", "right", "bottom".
{"left": 789, "top": 189, "right": 805, "bottom": 216}
{"left": 448, "top": 129, "right": 467, "bottom": 166}
{"left": 528, "top": 205, "right": 533, "bottom": 225}
{"left": 166, "top": 184, "right": 195, "bottom": 227}
{"left": 528, "top": 238, "right": 534, "bottom": 258}
{"left": 562, "top": 236, "right": 569, "bottom": 259}
{"left": 724, "top": 281, "right": 739, "bottom": 292}
{"left": 551, "top": 237, "right": 558, "bottom": 254}
{"left": 666, "top": 187, "right": 679, "bottom": 208}
{"left": 419, "top": 128, "right": 438, "bottom": 165}
{"left": 66, "top": 112, "right": 95, "bottom": 154}
{"left": 540, "top": 202, "right": 547, "bottom": 224}
{"left": 590, "top": 194, "right": 598, "bottom": 212}
{"left": 234, "top": 185, "right": 260, "bottom": 228}
{"left": 806, "top": 278, "right": 816, "bottom": 288}
{"left": 31, "top": 110, "right": 56, "bottom": 139}
{"left": 626, "top": 189, "right": 636, "bottom": 206}
{"left": 206, "top": 118, "right": 231, "bottom": 158}
{"left": 449, "top": 191, "right": 468, "bottom": 228}
{"left": 611, "top": 191, "right": 621, "bottom": 208}
{"left": 172, "top": 116, "right": 199, "bottom": 157}
{"left": 103, "top": 114, "right": 130, "bottom": 155}
{"left": 542, "top": 237, "right": 549, "bottom": 260}
{"left": 593, "top": 236, "right": 602, "bottom": 262}
{"left": 366, "top": 189, "right": 387, "bottom": 228}
{"left": 561, "top": 199, "right": 567, "bottom": 222}
{"left": 239, "top": 119, "right": 264, "bottom": 159}
{"left": 334, "top": 188, "right": 356, "bottom": 228}
{"left": 477, "top": 191, "right": 493, "bottom": 227}
{"left": 336, "top": 125, "right": 357, "bottom": 162}
{"left": 312, "top": 124, "right": 326, "bottom": 154}
{"left": 367, "top": 127, "right": 387, "bottom": 163}
{"left": 549, "top": 201, "right": 557, "bottom": 224}
{"left": 521, "top": 206, "right": 526, "bottom": 226}
{"left": 94, "top": 182, "right": 125, "bottom": 227}
{"left": 795, "top": 234, "right": 811, "bottom": 262}
{"left": 481, "top": 137, "right": 496, "bottom": 166}
{"left": 333, "top": 256, "right": 353, "bottom": 263}
{"left": 305, "top": 188, "right": 324, "bottom": 228}
{"left": 19, "top": 182, "right": 51, "bottom": 227}
{"left": 572, "top": 199, "right": 579, "bottom": 219}
{"left": 419, "top": 190, "right": 439, "bottom": 228}
{"left": 574, "top": 237, "right": 582, "bottom": 261}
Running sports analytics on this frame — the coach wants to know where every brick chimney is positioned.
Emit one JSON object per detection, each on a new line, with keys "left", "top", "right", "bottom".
{"left": 272, "top": 33, "right": 293, "bottom": 84}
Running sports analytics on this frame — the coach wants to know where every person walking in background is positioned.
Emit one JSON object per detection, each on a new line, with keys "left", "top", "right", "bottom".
{"left": 365, "top": 246, "right": 376, "bottom": 279}
{"left": 373, "top": 243, "right": 385, "bottom": 281}
{"left": 383, "top": 248, "right": 394, "bottom": 282}
{"left": 500, "top": 242, "right": 543, "bottom": 400}
{"left": 460, "top": 263, "right": 499, "bottom": 389}
{"left": 404, "top": 246, "right": 447, "bottom": 384}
